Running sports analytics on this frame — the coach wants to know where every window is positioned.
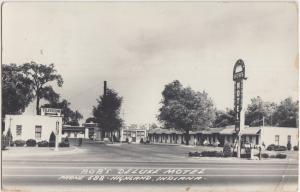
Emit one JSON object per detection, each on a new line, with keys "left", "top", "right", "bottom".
{"left": 35, "top": 125, "right": 42, "bottom": 139}
{"left": 288, "top": 135, "right": 291, "bottom": 143}
{"left": 275, "top": 135, "right": 280, "bottom": 145}
{"left": 16, "top": 125, "right": 22, "bottom": 136}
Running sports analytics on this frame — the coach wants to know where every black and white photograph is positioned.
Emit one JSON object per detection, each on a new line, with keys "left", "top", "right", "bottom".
{"left": 1, "top": 1, "right": 299, "bottom": 192}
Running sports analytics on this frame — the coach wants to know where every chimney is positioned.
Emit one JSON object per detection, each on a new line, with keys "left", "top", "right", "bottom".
{"left": 104, "top": 81, "right": 107, "bottom": 96}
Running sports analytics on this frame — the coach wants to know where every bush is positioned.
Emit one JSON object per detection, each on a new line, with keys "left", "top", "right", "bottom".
{"left": 125, "top": 138, "right": 129, "bottom": 143}
{"left": 2, "top": 134, "right": 7, "bottom": 150}
{"left": 241, "top": 154, "right": 251, "bottom": 158}
{"left": 10, "top": 141, "right": 15, "bottom": 147}
{"left": 267, "top": 144, "right": 287, "bottom": 151}
{"left": 275, "top": 145, "right": 287, "bottom": 151}
{"left": 140, "top": 138, "right": 144, "bottom": 144}
{"left": 223, "top": 143, "right": 232, "bottom": 157}
{"left": 201, "top": 151, "right": 223, "bottom": 157}
{"left": 59, "top": 142, "right": 70, "bottom": 147}
{"left": 267, "top": 144, "right": 275, "bottom": 151}
{"left": 275, "top": 153, "right": 287, "bottom": 159}
{"left": 14, "top": 140, "right": 26, "bottom": 147}
{"left": 287, "top": 142, "right": 292, "bottom": 150}
{"left": 6, "top": 129, "right": 13, "bottom": 145}
{"left": 49, "top": 132, "right": 56, "bottom": 147}
{"left": 37, "top": 140, "right": 49, "bottom": 147}
{"left": 26, "top": 139, "right": 37, "bottom": 147}
{"left": 261, "top": 153, "right": 269, "bottom": 158}
{"left": 188, "top": 151, "right": 201, "bottom": 157}
{"left": 293, "top": 146, "right": 298, "bottom": 151}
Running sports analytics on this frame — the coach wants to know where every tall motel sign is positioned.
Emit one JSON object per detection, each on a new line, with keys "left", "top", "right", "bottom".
{"left": 233, "top": 59, "right": 247, "bottom": 158}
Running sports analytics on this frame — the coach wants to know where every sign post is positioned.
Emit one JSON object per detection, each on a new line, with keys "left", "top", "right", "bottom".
{"left": 55, "top": 120, "right": 59, "bottom": 151}
{"left": 233, "top": 59, "right": 247, "bottom": 158}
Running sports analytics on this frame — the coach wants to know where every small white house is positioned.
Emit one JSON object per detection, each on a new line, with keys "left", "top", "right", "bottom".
{"left": 121, "top": 128, "right": 147, "bottom": 143}
{"left": 260, "top": 127, "right": 299, "bottom": 147}
{"left": 4, "top": 109, "right": 63, "bottom": 142}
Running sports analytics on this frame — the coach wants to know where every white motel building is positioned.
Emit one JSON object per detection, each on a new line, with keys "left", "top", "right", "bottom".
{"left": 4, "top": 108, "right": 63, "bottom": 142}
{"left": 147, "top": 126, "right": 299, "bottom": 149}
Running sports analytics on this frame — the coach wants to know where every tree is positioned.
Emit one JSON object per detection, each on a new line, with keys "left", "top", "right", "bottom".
{"left": 21, "top": 61, "right": 63, "bottom": 115}
{"left": 245, "top": 96, "right": 277, "bottom": 127}
{"left": 93, "top": 88, "right": 123, "bottom": 141}
{"left": 213, "top": 108, "right": 235, "bottom": 127}
{"left": 2, "top": 64, "right": 34, "bottom": 118}
{"left": 273, "top": 97, "right": 298, "bottom": 127}
{"left": 158, "top": 80, "right": 216, "bottom": 145}
{"left": 42, "top": 99, "right": 83, "bottom": 125}
{"left": 149, "top": 123, "right": 159, "bottom": 129}
{"left": 85, "top": 117, "right": 97, "bottom": 123}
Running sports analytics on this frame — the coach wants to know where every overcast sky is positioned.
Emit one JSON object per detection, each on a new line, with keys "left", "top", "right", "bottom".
{"left": 2, "top": 1, "right": 298, "bottom": 125}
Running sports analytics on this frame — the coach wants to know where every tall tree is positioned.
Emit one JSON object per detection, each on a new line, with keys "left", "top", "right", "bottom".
{"left": 158, "top": 80, "right": 216, "bottom": 145}
{"left": 2, "top": 64, "right": 34, "bottom": 118}
{"left": 93, "top": 88, "right": 123, "bottom": 140}
{"left": 273, "top": 97, "right": 298, "bottom": 127}
{"left": 213, "top": 108, "right": 235, "bottom": 127}
{"left": 21, "top": 61, "right": 63, "bottom": 115}
{"left": 42, "top": 99, "right": 83, "bottom": 125}
{"left": 245, "top": 96, "right": 276, "bottom": 126}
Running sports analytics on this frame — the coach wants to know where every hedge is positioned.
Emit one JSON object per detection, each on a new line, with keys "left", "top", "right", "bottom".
{"left": 26, "top": 139, "right": 37, "bottom": 147}
{"left": 37, "top": 140, "right": 49, "bottom": 147}
{"left": 293, "top": 146, "right": 298, "bottom": 151}
{"left": 14, "top": 140, "right": 26, "bottom": 147}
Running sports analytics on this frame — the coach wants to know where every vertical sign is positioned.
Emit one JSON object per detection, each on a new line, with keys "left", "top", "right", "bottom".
{"left": 233, "top": 59, "right": 247, "bottom": 133}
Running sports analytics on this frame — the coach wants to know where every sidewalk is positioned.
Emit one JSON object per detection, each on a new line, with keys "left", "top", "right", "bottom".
{"left": 2, "top": 145, "right": 85, "bottom": 158}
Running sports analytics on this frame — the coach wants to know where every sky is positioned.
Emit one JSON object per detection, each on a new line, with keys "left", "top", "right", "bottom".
{"left": 2, "top": 1, "right": 298, "bottom": 125}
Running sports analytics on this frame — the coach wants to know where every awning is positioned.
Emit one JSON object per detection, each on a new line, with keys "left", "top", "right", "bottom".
{"left": 241, "top": 127, "right": 261, "bottom": 135}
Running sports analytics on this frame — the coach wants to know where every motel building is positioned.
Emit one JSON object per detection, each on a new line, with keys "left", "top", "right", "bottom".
{"left": 147, "top": 125, "right": 298, "bottom": 149}
{"left": 120, "top": 127, "right": 148, "bottom": 143}
{"left": 4, "top": 108, "right": 63, "bottom": 142}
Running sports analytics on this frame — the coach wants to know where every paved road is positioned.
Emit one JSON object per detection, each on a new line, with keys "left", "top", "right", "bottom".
{"left": 2, "top": 142, "right": 298, "bottom": 192}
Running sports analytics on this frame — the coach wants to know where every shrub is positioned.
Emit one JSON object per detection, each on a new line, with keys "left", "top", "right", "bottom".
{"left": 241, "top": 154, "right": 251, "bottom": 158}
{"left": 287, "top": 142, "right": 292, "bottom": 150}
{"left": 140, "top": 138, "right": 144, "bottom": 144}
{"left": 269, "top": 154, "right": 276, "bottom": 158}
{"left": 267, "top": 144, "right": 287, "bottom": 151}
{"left": 59, "top": 142, "right": 70, "bottom": 147}
{"left": 49, "top": 132, "right": 56, "bottom": 147}
{"left": 293, "top": 146, "right": 298, "bottom": 151}
{"left": 37, "top": 140, "right": 49, "bottom": 147}
{"left": 232, "top": 151, "right": 237, "bottom": 157}
{"left": 275, "top": 153, "right": 287, "bottom": 159}
{"left": 6, "top": 129, "right": 13, "bottom": 145}
{"left": 223, "top": 143, "right": 232, "bottom": 157}
{"left": 10, "top": 141, "right": 15, "bottom": 147}
{"left": 275, "top": 145, "right": 287, "bottom": 151}
{"left": 188, "top": 151, "right": 201, "bottom": 157}
{"left": 267, "top": 144, "right": 275, "bottom": 151}
{"left": 26, "top": 139, "right": 37, "bottom": 147}
{"left": 261, "top": 153, "right": 269, "bottom": 158}
{"left": 14, "top": 140, "right": 26, "bottom": 147}
{"left": 125, "top": 138, "right": 129, "bottom": 143}
{"left": 1, "top": 134, "right": 7, "bottom": 150}
{"left": 200, "top": 151, "right": 223, "bottom": 157}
